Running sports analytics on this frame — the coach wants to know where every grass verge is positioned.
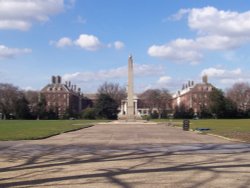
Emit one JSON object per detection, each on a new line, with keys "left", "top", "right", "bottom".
{"left": 0, "top": 120, "right": 105, "bottom": 141}
{"left": 153, "top": 119, "right": 250, "bottom": 142}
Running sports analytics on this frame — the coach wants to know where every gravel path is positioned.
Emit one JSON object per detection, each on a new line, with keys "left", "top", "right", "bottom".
{"left": 0, "top": 123, "right": 249, "bottom": 188}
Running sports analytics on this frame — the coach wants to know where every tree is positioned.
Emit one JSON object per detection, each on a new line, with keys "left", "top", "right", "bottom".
{"left": 97, "top": 82, "right": 126, "bottom": 105}
{"left": 208, "top": 88, "right": 238, "bottom": 118}
{"left": 226, "top": 82, "right": 250, "bottom": 112}
{"left": 24, "top": 90, "right": 39, "bottom": 118}
{"left": 95, "top": 94, "right": 119, "bottom": 119}
{"left": 0, "top": 83, "right": 22, "bottom": 119}
{"left": 173, "top": 103, "right": 194, "bottom": 119}
{"left": 15, "top": 96, "right": 31, "bottom": 119}
{"left": 36, "top": 94, "right": 47, "bottom": 120}
{"left": 208, "top": 89, "right": 226, "bottom": 118}
{"left": 139, "top": 89, "right": 172, "bottom": 118}
{"left": 81, "top": 108, "right": 96, "bottom": 119}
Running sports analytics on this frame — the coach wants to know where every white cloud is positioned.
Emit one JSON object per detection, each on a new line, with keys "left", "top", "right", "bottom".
{"left": 51, "top": 37, "right": 73, "bottom": 48}
{"left": 148, "top": 43, "right": 202, "bottom": 64}
{"left": 0, "top": 0, "right": 64, "bottom": 31}
{"left": 149, "top": 6, "right": 250, "bottom": 64}
{"left": 157, "top": 76, "right": 172, "bottom": 84}
{"left": 23, "top": 86, "right": 36, "bottom": 91}
{"left": 63, "top": 64, "right": 164, "bottom": 82}
{"left": 201, "top": 67, "right": 241, "bottom": 78}
{"left": 114, "top": 41, "right": 125, "bottom": 50}
{"left": 169, "top": 8, "right": 190, "bottom": 21}
{"left": 188, "top": 6, "right": 250, "bottom": 37}
{"left": 0, "top": 45, "right": 31, "bottom": 59}
{"left": 74, "top": 34, "right": 102, "bottom": 51}
{"left": 199, "top": 67, "right": 250, "bottom": 86}
{"left": 52, "top": 34, "right": 125, "bottom": 51}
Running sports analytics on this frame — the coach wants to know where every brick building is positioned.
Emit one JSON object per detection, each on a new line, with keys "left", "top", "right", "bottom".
{"left": 40, "top": 75, "right": 83, "bottom": 118}
{"left": 172, "top": 75, "right": 215, "bottom": 114}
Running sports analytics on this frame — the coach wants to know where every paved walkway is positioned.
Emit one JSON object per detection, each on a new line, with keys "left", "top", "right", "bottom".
{"left": 0, "top": 123, "right": 250, "bottom": 188}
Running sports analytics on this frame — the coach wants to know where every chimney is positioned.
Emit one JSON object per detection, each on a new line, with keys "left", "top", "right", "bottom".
{"left": 68, "top": 81, "right": 71, "bottom": 87}
{"left": 188, "top": 81, "right": 191, "bottom": 87}
{"left": 73, "top": 85, "right": 76, "bottom": 91}
{"left": 202, "top": 75, "right": 208, "bottom": 84}
{"left": 78, "top": 88, "right": 81, "bottom": 93}
{"left": 56, "top": 75, "right": 61, "bottom": 84}
{"left": 52, "top": 76, "right": 56, "bottom": 84}
{"left": 191, "top": 81, "right": 194, "bottom": 86}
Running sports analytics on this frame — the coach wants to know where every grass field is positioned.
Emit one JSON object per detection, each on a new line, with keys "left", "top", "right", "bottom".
{"left": 0, "top": 120, "right": 105, "bottom": 141}
{"left": 154, "top": 119, "right": 250, "bottom": 142}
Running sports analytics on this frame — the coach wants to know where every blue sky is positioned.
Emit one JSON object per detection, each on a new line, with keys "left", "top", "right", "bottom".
{"left": 1, "top": 0, "right": 250, "bottom": 93}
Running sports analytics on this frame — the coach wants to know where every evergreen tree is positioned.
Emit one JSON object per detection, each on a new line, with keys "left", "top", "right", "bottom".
{"left": 15, "top": 96, "right": 31, "bottom": 119}
{"left": 95, "top": 94, "right": 119, "bottom": 119}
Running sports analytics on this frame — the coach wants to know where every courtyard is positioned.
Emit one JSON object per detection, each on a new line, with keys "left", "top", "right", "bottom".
{"left": 0, "top": 122, "right": 249, "bottom": 188}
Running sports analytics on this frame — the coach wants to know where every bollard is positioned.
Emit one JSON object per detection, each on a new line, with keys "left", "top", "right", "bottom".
{"left": 183, "top": 119, "right": 190, "bottom": 131}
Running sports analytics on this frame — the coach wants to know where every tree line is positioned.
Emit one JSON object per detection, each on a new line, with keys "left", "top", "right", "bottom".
{"left": 174, "top": 83, "right": 250, "bottom": 119}
{"left": 1, "top": 82, "right": 250, "bottom": 120}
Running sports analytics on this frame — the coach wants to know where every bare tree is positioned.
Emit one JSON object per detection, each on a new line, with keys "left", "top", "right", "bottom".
{"left": 226, "top": 82, "right": 250, "bottom": 111}
{"left": 0, "top": 83, "right": 22, "bottom": 119}
{"left": 97, "top": 82, "right": 126, "bottom": 105}
{"left": 139, "top": 89, "right": 172, "bottom": 118}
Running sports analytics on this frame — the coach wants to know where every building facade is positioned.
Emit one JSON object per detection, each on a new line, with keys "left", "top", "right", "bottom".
{"left": 40, "top": 75, "right": 83, "bottom": 118}
{"left": 172, "top": 75, "right": 215, "bottom": 114}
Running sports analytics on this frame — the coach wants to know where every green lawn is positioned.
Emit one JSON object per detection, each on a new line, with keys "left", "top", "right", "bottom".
{"left": 154, "top": 119, "right": 250, "bottom": 142}
{"left": 0, "top": 120, "right": 105, "bottom": 141}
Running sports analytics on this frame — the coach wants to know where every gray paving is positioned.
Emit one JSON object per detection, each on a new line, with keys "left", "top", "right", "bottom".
{"left": 0, "top": 123, "right": 249, "bottom": 188}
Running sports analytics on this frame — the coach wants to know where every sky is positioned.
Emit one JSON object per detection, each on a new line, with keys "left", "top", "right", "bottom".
{"left": 1, "top": 0, "right": 250, "bottom": 94}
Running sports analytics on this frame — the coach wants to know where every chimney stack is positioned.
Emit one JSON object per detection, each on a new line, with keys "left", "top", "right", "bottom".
{"left": 52, "top": 76, "right": 56, "bottom": 84}
{"left": 56, "top": 75, "right": 61, "bottom": 84}
{"left": 202, "top": 75, "right": 208, "bottom": 84}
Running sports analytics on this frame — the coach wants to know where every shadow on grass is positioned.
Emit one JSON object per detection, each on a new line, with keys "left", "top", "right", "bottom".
{"left": 0, "top": 143, "right": 250, "bottom": 188}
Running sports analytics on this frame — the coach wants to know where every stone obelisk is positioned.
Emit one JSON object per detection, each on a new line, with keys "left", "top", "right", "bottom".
{"left": 127, "top": 55, "right": 135, "bottom": 122}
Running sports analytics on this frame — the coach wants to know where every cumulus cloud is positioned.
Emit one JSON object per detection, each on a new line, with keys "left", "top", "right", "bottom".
{"left": 50, "top": 37, "right": 73, "bottom": 48}
{"left": 188, "top": 6, "right": 250, "bottom": 37}
{"left": 0, "top": 45, "right": 31, "bottom": 59}
{"left": 0, "top": 0, "right": 64, "bottom": 31}
{"left": 148, "top": 38, "right": 202, "bottom": 64}
{"left": 200, "top": 67, "right": 250, "bottom": 85}
{"left": 74, "top": 34, "right": 102, "bottom": 51}
{"left": 149, "top": 6, "right": 250, "bottom": 64}
{"left": 201, "top": 67, "right": 242, "bottom": 78}
{"left": 52, "top": 34, "right": 125, "bottom": 51}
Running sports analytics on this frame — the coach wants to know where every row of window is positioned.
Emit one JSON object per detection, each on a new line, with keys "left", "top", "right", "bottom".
{"left": 46, "top": 94, "right": 68, "bottom": 99}
{"left": 47, "top": 87, "right": 64, "bottom": 91}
